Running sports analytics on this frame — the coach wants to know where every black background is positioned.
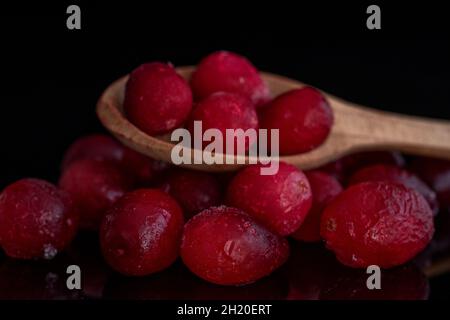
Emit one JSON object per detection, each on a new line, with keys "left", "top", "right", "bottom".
{"left": 0, "top": 0, "right": 449, "bottom": 309}
{"left": 1, "top": 2, "right": 449, "bottom": 188}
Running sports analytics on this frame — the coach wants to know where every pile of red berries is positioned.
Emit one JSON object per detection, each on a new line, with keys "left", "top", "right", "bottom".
{"left": 0, "top": 51, "right": 447, "bottom": 287}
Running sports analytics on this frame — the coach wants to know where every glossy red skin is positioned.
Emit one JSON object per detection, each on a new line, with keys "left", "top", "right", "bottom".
{"left": 161, "top": 168, "right": 222, "bottom": 219}
{"left": 321, "top": 182, "right": 434, "bottom": 268}
{"left": 188, "top": 92, "right": 259, "bottom": 153}
{"left": 260, "top": 87, "right": 333, "bottom": 155}
{"left": 180, "top": 206, "right": 289, "bottom": 285}
{"left": 320, "top": 151, "right": 405, "bottom": 183}
{"left": 124, "top": 62, "right": 193, "bottom": 135}
{"left": 100, "top": 189, "right": 184, "bottom": 276}
{"left": 0, "top": 179, "right": 79, "bottom": 259}
{"left": 292, "top": 171, "right": 343, "bottom": 242}
{"left": 227, "top": 162, "right": 312, "bottom": 236}
{"left": 348, "top": 164, "right": 439, "bottom": 215}
{"left": 409, "top": 157, "right": 450, "bottom": 210}
{"left": 59, "top": 159, "right": 133, "bottom": 230}
{"left": 191, "top": 51, "right": 270, "bottom": 107}
{"left": 61, "top": 134, "right": 124, "bottom": 170}
{"left": 121, "top": 147, "right": 171, "bottom": 186}
{"left": 318, "top": 160, "right": 347, "bottom": 183}
{"left": 62, "top": 134, "right": 168, "bottom": 185}
{"left": 342, "top": 151, "right": 405, "bottom": 170}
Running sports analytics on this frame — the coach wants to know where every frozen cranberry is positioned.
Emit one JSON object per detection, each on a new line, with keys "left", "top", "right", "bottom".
{"left": 124, "top": 62, "right": 193, "bottom": 135}
{"left": 227, "top": 162, "right": 312, "bottom": 236}
{"left": 292, "top": 171, "right": 343, "bottom": 242}
{"left": 321, "top": 181, "right": 434, "bottom": 268}
{"left": 191, "top": 51, "right": 270, "bottom": 107}
{"left": 61, "top": 134, "right": 124, "bottom": 170}
{"left": 161, "top": 168, "right": 222, "bottom": 219}
{"left": 260, "top": 87, "right": 333, "bottom": 155}
{"left": 62, "top": 134, "right": 168, "bottom": 185}
{"left": 188, "top": 92, "right": 258, "bottom": 153}
{"left": 317, "top": 160, "right": 347, "bottom": 183}
{"left": 320, "top": 151, "right": 405, "bottom": 183}
{"left": 121, "top": 147, "right": 171, "bottom": 186}
{"left": 342, "top": 151, "right": 405, "bottom": 171}
{"left": 348, "top": 164, "right": 438, "bottom": 215}
{"left": 409, "top": 157, "right": 450, "bottom": 210}
{"left": 0, "top": 178, "right": 79, "bottom": 259}
{"left": 180, "top": 206, "right": 289, "bottom": 285}
{"left": 59, "top": 159, "right": 133, "bottom": 230}
{"left": 100, "top": 189, "right": 184, "bottom": 276}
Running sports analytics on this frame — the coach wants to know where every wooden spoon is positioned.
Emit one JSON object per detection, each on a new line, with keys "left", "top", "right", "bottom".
{"left": 97, "top": 66, "right": 450, "bottom": 172}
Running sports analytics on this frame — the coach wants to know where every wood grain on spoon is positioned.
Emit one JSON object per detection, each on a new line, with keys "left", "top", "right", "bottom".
{"left": 96, "top": 66, "right": 450, "bottom": 172}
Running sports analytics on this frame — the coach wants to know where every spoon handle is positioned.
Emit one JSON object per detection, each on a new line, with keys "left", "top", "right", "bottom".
{"left": 334, "top": 99, "right": 450, "bottom": 160}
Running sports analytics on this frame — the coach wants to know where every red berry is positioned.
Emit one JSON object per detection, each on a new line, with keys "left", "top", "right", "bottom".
{"left": 317, "top": 160, "right": 347, "bottom": 183}
{"left": 100, "top": 189, "right": 184, "bottom": 276}
{"left": 409, "top": 157, "right": 450, "bottom": 210}
{"left": 191, "top": 51, "right": 270, "bottom": 107}
{"left": 348, "top": 164, "right": 438, "bottom": 215}
{"left": 292, "top": 171, "right": 343, "bottom": 242}
{"left": 260, "top": 87, "right": 333, "bottom": 155}
{"left": 59, "top": 159, "right": 133, "bottom": 230}
{"left": 62, "top": 134, "right": 168, "bottom": 185}
{"left": 321, "top": 181, "right": 434, "bottom": 268}
{"left": 61, "top": 134, "right": 124, "bottom": 170}
{"left": 227, "top": 162, "right": 312, "bottom": 236}
{"left": 180, "top": 206, "right": 289, "bottom": 285}
{"left": 161, "top": 168, "right": 222, "bottom": 219}
{"left": 320, "top": 151, "right": 405, "bottom": 183}
{"left": 342, "top": 151, "right": 405, "bottom": 171}
{"left": 188, "top": 92, "right": 258, "bottom": 153}
{"left": 121, "top": 146, "right": 170, "bottom": 186}
{"left": 124, "top": 62, "right": 193, "bottom": 135}
{"left": 0, "top": 178, "right": 79, "bottom": 259}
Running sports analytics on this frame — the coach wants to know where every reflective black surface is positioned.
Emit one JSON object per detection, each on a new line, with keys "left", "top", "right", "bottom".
{"left": 0, "top": 230, "right": 448, "bottom": 300}
{"left": 0, "top": 2, "right": 449, "bottom": 301}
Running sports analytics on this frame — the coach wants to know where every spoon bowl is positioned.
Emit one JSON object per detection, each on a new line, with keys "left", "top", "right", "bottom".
{"left": 97, "top": 66, "right": 450, "bottom": 172}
